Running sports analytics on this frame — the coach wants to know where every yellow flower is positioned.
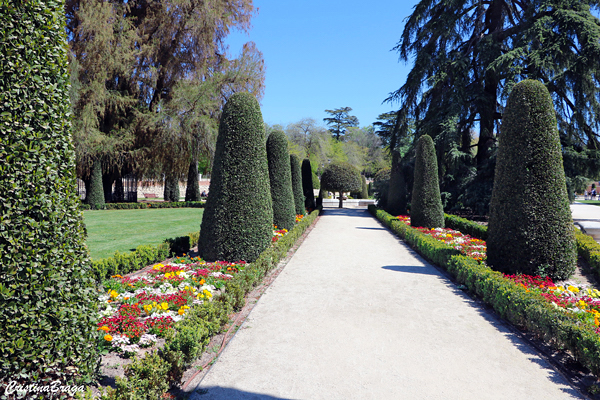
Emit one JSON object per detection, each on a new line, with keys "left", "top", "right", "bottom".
{"left": 595, "top": 318, "right": 600, "bottom": 327}
{"left": 104, "top": 334, "right": 113, "bottom": 342}
{"left": 143, "top": 304, "right": 153, "bottom": 313}
{"left": 203, "top": 289, "right": 212, "bottom": 299}
{"left": 109, "top": 290, "right": 118, "bottom": 299}
{"left": 161, "top": 302, "right": 169, "bottom": 310}
{"left": 178, "top": 309, "right": 185, "bottom": 315}
{"left": 153, "top": 263, "right": 164, "bottom": 270}
{"left": 98, "top": 326, "right": 110, "bottom": 332}
{"left": 111, "top": 274, "right": 122, "bottom": 279}
{"left": 568, "top": 285, "right": 579, "bottom": 293}
{"left": 577, "top": 300, "right": 587, "bottom": 309}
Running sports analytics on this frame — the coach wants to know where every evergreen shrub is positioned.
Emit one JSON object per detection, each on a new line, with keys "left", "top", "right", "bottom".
{"left": 87, "top": 158, "right": 105, "bottom": 208}
{"left": 266, "top": 130, "right": 296, "bottom": 230}
{"left": 164, "top": 175, "right": 180, "bottom": 202}
{"left": 302, "top": 158, "right": 316, "bottom": 210}
{"left": 290, "top": 154, "right": 305, "bottom": 215}
{"left": 321, "top": 162, "right": 361, "bottom": 208}
{"left": 373, "top": 167, "right": 391, "bottom": 209}
{"left": 185, "top": 162, "right": 201, "bottom": 202}
{"left": 361, "top": 175, "right": 369, "bottom": 199}
{"left": 387, "top": 150, "right": 408, "bottom": 215}
{"left": 198, "top": 92, "right": 273, "bottom": 262}
{"left": 411, "top": 135, "right": 444, "bottom": 228}
{"left": 487, "top": 80, "right": 576, "bottom": 280}
{"left": 0, "top": 0, "right": 98, "bottom": 386}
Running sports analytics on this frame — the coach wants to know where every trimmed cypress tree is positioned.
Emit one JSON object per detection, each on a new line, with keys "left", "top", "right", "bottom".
{"left": 164, "top": 174, "right": 180, "bottom": 202}
{"left": 185, "top": 161, "right": 201, "bottom": 201}
{"left": 0, "top": 0, "right": 99, "bottom": 385}
{"left": 387, "top": 150, "right": 408, "bottom": 215}
{"left": 198, "top": 92, "right": 273, "bottom": 262}
{"left": 86, "top": 158, "right": 105, "bottom": 208}
{"left": 411, "top": 135, "right": 444, "bottom": 228}
{"left": 487, "top": 80, "right": 576, "bottom": 280}
{"left": 266, "top": 131, "right": 296, "bottom": 231}
{"left": 302, "top": 158, "right": 316, "bottom": 210}
{"left": 290, "top": 154, "right": 305, "bottom": 215}
{"left": 321, "top": 162, "right": 362, "bottom": 208}
{"left": 373, "top": 167, "right": 391, "bottom": 209}
{"left": 361, "top": 175, "right": 369, "bottom": 199}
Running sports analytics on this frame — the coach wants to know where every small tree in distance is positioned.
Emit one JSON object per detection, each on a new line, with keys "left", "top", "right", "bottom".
{"left": 302, "top": 159, "right": 316, "bottom": 210}
{"left": 321, "top": 162, "right": 361, "bottom": 208}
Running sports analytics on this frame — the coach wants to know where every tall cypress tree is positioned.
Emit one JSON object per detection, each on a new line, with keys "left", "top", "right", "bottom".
{"left": 290, "top": 154, "right": 305, "bottom": 215}
{"left": 267, "top": 131, "right": 296, "bottom": 231}
{"left": 386, "top": 150, "right": 408, "bottom": 215}
{"left": 487, "top": 80, "right": 576, "bottom": 280}
{"left": 301, "top": 159, "right": 316, "bottom": 210}
{"left": 410, "top": 135, "right": 444, "bottom": 228}
{"left": 0, "top": 0, "right": 98, "bottom": 386}
{"left": 185, "top": 161, "right": 201, "bottom": 202}
{"left": 198, "top": 92, "right": 273, "bottom": 262}
{"left": 86, "top": 158, "right": 105, "bottom": 208}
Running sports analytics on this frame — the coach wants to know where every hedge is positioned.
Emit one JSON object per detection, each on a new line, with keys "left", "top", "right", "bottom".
{"left": 369, "top": 205, "right": 600, "bottom": 377}
{"left": 79, "top": 201, "right": 205, "bottom": 211}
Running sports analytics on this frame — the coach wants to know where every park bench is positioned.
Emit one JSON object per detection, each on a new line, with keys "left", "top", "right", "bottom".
{"left": 143, "top": 193, "right": 158, "bottom": 199}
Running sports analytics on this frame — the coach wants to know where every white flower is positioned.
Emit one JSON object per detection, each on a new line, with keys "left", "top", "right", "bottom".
{"left": 138, "top": 334, "right": 158, "bottom": 346}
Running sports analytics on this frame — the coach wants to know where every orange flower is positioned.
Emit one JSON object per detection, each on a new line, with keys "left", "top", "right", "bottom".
{"left": 104, "top": 334, "right": 113, "bottom": 342}
{"left": 97, "top": 326, "right": 110, "bottom": 332}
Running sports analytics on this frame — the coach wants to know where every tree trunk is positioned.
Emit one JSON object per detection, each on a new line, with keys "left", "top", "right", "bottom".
{"left": 338, "top": 191, "right": 343, "bottom": 208}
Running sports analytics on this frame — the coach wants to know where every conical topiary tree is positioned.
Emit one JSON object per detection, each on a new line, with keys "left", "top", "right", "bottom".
{"left": 290, "top": 154, "right": 305, "bottom": 215}
{"left": 0, "top": 0, "right": 98, "bottom": 386}
{"left": 164, "top": 174, "right": 180, "bottom": 202}
{"left": 387, "top": 150, "right": 408, "bottom": 215}
{"left": 321, "top": 162, "right": 362, "bottom": 208}
{"left": 487, "top": 79, "right": 576, "bottom": 280}
{"left": 373, "top": 167, "right": 391, "bottom": 209}
{"left": 266, "top": 131, "right": 296, "bottom": 231}
{"left": 86, "top": 158, "right": 105, "bottom": 208}
{"left": 302, "top": 158, "right": 316, "bottom": 210}
{"left": 185, "top": 161, "right": 201, "bottom": 201}
{"left": 360, "top": 175, "right": 369, "bottom": 199}
{"left": 198, "top": 92, "right": 273, "bottom": 262}
{"left": 410, "top": 135, "right": 444, "bottom": 228}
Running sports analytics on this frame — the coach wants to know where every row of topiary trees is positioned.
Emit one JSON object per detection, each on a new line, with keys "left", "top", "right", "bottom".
{"left": 385, "top": 80, "right": 575, "bottom": 281}
{"left": 198, "top": 92, "right": 317, "bottom": 262}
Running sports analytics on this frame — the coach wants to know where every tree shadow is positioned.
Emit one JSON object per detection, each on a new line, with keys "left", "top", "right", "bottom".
{"left": 320, "top": 208, "right": 370, "bottom": 218}
{"left": 355, "top": 226, "right": 386, "bottom": 230}
{"left": 189, "top": 386, "right": 295, "bottom": 400}
{"left": 382, "top": 264, "right": 442, "bottom": 276}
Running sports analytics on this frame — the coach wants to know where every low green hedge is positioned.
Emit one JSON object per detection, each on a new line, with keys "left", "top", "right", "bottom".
{"left": 91, "top": 232, "right": 201, "bottom": 282}
{"left": 444, "top": 213, "right": 488, "bottom": 240}
{"left": 575, "top": 229, "right": 600, "bottom": 282}
{"left": 94, "top": 210, "right": 320, "bottom": 399}
{"left": 369, "top": 205, "right": 600, "bottom": 376}
{"left": 80, "top": 201, "right": 205, "bottom": 211}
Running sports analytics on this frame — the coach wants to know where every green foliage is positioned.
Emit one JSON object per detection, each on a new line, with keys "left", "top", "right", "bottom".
{"left": 79, "top": 200, "right": 205, "bottom": 211}
{"left": 386, "top": 150, "right": 408, "bottom": 215}
{"left": 323, "top": 107, "right": 359, "bottom": 140}
{"left": 161, "top": 323, "right": 209, "bottom": 382}
{"left": 0, "top": 0, "right": 99, "bottom": 386}
{"left": 575, "top": 229, "right": 600, "bottom": 283}
{"left": 411, "top": 135, "right": 444, "bottom": 228}
{"left": 301, "top": 159, "right": 316, "bottom": 210}
{"left": 321, "top": 162, "right": 362, "bottom": 208}
{"left": 372, "top": 167, "right": 391, "bottom": 209}
{"left": 87, "top": 158, "right": 105, "bottom": 208}
{"left": 444, "top": 214, "right": 487, "bottom": 241}
{"left": 360, "top": 175, "right": 369, "bottom": 199}
{"left": 266, "top": 130, "right": 296, "bottom": 230}
{"left": 112, "top": 352, "right": 170, "bottom": 400}
{"left": 290, "top": 154, "right": 305, "bottom": 215}
{"left": 370, "top": 206, "right": 600, "bottom": 377}
{"left": 198, "top": 92, "right": 273, "bottom": 262}
{"left": 163, "top": 175, "right": 180, "bottom": 202}
{"left": 487, "top": 80, "right": 576, "bottom": 280}
{"left": 185, "top": 161, "right": 201, "bottom": 202}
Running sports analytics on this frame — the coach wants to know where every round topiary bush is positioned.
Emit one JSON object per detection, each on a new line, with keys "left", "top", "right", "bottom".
{"left": 198, "top": 92, "right": 273, "bottom": 262}
{"left": 321, "top": 162, "right": 361, "bottom": 208}
{"left": 266, "top": 130, "right": 296, "bottom": 231}
{"left": 290, "top": 154, "right": 305, "bottom": 215}
{"left": 387, "top": 150, "right": 408, "bottom": 216}
{"left": 302, "top": 159, "right": 316, "bottom": 210}
{"left": 86, "top": 158, "right": 105, "bottom": 208}
{"left": 0, "top": 0, "right": 99, "bottom": 386}
{"left": 410, "top": 134, "right": 444, "bottom": 228}
{"left": 487, "top": 79, "right": 576, "bottom": 280}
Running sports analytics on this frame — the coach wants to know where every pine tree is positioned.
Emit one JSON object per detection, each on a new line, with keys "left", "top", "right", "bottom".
{"left": 198, "top": 92, "right": 272, "bottom": 262}
{"left": 487, "top": 80, "right": 576, "bottom": 280}
{"left": 411, "top": 135, "right": 444, "bottom": 228}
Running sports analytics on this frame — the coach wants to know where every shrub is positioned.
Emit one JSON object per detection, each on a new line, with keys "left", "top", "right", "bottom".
{"left": 373, "top": 167, "right": 391, "bottom": 209}
{"left": 266, "top": 130, "right": 296, "bottom": 231}
{"left": 321, "top": 162, "right": 361, "bottom": 208}
{"left": 0, "top": 0, "right": 99, "bottom": 386}
{"left": 87, "top": 159, "right": 105, "bottom": 208}
{"left": 411, "top": 135, "right": 444, "bottom": 228}
{"left": 487, "top": 80, "right": 576, "bottom": 280}
{"left": 163, "top": 175, "right": 180, "bottom": 202}
{"left": 112, "top": 352, "right": 170, "bottom": 400}
{"left": 302, "top": 158, "right": 316, "bottom": 210}
{"left": 290, "top": 154, "right": 305, "bottom": 215}
{"left": 361, "top": 175, "right": 369, "bottom": 199}
{"left": 386, "top": 150, "right": 408, "bottom": 215}
{"left": 185, "top": 161, "right": 201, "bottom": 202}
{"left": 198, "top": 92, "right": 273, "bottom": 262}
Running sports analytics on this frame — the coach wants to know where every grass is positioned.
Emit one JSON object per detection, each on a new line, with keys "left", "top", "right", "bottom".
{"left": 577, "top": 200, "right": 600, "bottom": 206}
{"left": 83, "top": 207, "right": 204, "bottom": 260}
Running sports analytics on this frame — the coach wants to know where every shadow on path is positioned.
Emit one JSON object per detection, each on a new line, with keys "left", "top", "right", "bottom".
{"left": 320, "top": 208, "right": 370, "bottom": 218}
{"left": 193, "top": 387, "right": 293, "bottom": 400}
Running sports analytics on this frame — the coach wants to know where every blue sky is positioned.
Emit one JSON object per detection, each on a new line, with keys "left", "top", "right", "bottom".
{"left": 226, "top": 0, "right": 418, "bottom": 129}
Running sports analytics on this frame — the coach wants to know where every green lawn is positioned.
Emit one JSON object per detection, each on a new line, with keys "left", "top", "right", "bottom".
{"left": 576, "top": 200, "right": 600, "bottom": 206}
{"left": 83, "top": 208, "right": 204, "bottom": 260}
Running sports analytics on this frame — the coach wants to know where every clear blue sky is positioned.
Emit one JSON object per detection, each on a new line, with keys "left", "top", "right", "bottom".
{"left": 226, "top": 0, "right": 418, "bottom": 129}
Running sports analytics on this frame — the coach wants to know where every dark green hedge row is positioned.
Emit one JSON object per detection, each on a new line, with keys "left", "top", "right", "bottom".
{"left": 103, "top": 209, "right": 321, "bottom": 398}
{"left": 369, "top": 205, "right": 600, "bottom": 376}
{"left": 575, "top": 229, "right": 600, "bottom": 283}
{"left": 91, "top": 232, "right": 200, "bottom": 282}
{"left": 80, "top": 201, "right": 205, "bottom": 210}
{"left": 444, "top": 213, "right": 488, "bottom": 240}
